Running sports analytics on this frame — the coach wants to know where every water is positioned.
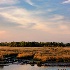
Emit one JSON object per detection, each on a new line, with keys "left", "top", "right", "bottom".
{"left": 0, "top": 64, "right": 70, "bottom": 70}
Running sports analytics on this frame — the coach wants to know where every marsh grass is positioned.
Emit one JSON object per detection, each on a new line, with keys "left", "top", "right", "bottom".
{"left": 0, "top": 47, "right": 70, "bottom": 62}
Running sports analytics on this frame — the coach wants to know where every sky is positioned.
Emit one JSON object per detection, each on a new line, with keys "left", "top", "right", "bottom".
{"left": 0, "top": 0, "right": 70, "bottom": 43}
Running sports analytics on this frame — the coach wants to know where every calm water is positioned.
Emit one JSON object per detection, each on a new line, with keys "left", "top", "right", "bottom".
{"left": 0, "top": 64, "right": 70, "bottom": 70}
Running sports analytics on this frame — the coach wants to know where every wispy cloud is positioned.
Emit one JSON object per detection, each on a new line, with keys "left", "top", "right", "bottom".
{"left": 0, "top": 7, "right": 37, "bottom": 28}
{"left": 49, "top": 15, "right": 64, "bottom": 21}
{"left": 62, "top": 0, "right": 70, "bottom": 4}
{"left": 25, "top": 0, "right": 38, "bottom": 7}
{"left": 0, "top": 6, "right": 70, "bottom": 34}
{"left": 0, "top": 0, "right": 19, "bottom": 5}
{"left": 25, "top": 0, "right": 34, "bottom": 6}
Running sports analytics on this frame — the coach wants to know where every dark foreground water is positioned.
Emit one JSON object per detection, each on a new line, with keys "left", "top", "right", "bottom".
{"left": 0, "top": 64, "right": 70, "bottom": 70}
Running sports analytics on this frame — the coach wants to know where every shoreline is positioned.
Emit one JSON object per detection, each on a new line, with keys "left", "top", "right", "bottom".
{"left": 0, "top": 62, "right": 70, "bottom": 67}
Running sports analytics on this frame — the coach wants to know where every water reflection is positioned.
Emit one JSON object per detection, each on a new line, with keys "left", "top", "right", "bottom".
{"left": 0, "top": 64, "right": 70, "bottom": 70}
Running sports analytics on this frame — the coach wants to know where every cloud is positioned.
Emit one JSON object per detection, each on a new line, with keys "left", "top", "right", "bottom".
{"left": 0, "top": 0, "right": 70, "bottom": 42}
{"left": 0, "top": 0, "right": 19, "bottom": 5}
{"left": 62, "top": 0, "right": 70, "bottom": 4}
{"left": 0, "top": 6, "right": 70, "bottom": 34}
{"left": 0, "top": 30, "right": 6, "bottom": 34}
{"left": 25, "top": 0, "right": 37, "bottom": 7}
{"left": 0, "top": 7, "right": 31, "bottom": 26}
{"left": 57, "top": 24, "right": 70, "bottom": 34}
{"left": 0, "top": 7, "right": 47, "bottom": 28}
{"left": 59, "top": 24, "right": 68, "bottom": 30}
{"left": 25, "top": 0, "right": 33, "bottom": 5}
{"left": 49, "top": 15, "right": 64, "bottom": 21}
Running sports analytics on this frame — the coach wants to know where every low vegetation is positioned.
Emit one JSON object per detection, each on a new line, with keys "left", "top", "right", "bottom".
{"left": 0, "top": 47, "right": 70, "bottom": 62}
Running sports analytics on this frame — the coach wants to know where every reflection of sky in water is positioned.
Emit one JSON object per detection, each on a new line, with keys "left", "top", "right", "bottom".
{"left": 0, "top": 64, "right": 69, "bottom": 70}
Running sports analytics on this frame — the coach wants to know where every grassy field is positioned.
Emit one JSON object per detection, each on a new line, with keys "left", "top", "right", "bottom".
{"left": 0, "top": 46, "right": 70, "bottom": 62}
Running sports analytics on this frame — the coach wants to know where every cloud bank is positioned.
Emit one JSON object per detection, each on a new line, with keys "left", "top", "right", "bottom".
{"left": 62, "top": 0, "right": 70, "bottom": 4}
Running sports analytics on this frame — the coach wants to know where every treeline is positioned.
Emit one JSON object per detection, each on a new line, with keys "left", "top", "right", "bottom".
{"left": 0, "top": 41, "right": 70, "bottom": 47}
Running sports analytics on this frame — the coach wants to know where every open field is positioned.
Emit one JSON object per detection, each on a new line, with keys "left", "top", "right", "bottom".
{"left": 0, "top": 46, "right": 70, "bottom": 62}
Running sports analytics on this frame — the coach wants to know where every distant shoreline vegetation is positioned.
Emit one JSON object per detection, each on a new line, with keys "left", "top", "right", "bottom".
{"left": 0, "top": 41, "right": 70, "bottom": 47}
